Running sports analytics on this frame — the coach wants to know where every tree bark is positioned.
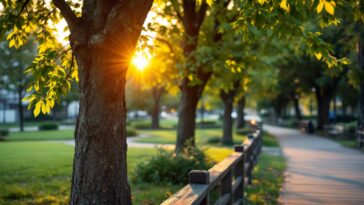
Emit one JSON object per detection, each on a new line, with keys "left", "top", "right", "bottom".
{"left": 236, "top": 96, "right": 245, "bottom": 129}
{"left": 176, "top": 86, "right": 200, "bottom": 151}
{"left": 151, "top": 86, "right": 164, "bottom": 129}
{"left": 54, "top": 1, "right": 154, "bottom": 204}
{"left": 315, "top": 88, "right": 331, "bottom": 130}
{"left": 17, "top": 86, "right": 24, "bottom": 132}
{"left": 220, "top": 90, "right": 236, "bottom": 144}
{"left": 293, "top": 97, "right": 302, "bottom": 120}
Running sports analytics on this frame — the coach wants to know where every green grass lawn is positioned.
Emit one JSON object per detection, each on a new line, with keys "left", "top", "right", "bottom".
{"left": 137, "top": 128, "right": 279, "bottom": 148}
{"left": 5, "top": 130, "right": 74, "bottom": 141}
{"left": 0, "top": 121, "right": 68, "bottom": 129}
{"left": 0, "top": 129, "right": 285, "bottom": 205}
{"left": 262, "top": 131, "right": 280, "bottom": 147}
{"left": 137, "top": 128, "right": 246, "bottom": 145}
{"left": 246, "top": 154, "right": 286, "bottom": 205}
{"left": 0, "top": 141, "right": 233, "bottom": 205}
{"left": 0, "top": 141, "right": 182, "bottom": 205}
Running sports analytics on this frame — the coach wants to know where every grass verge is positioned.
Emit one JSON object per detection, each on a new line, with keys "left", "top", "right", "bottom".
{"left": 245, "top": 154, "right": 286, "bottom": 205}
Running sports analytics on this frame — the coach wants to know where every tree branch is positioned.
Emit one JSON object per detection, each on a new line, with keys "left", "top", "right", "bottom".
{"left": 52, "top": 0, "right": 79, "bottom": 33}
{"left": 197, "top": 0, "right": 208, "bottom": 27}
{"left": 171, "top": 0, "right": 183, "bottom": 22}
{"left": 17, "top": 0, "right": 31, "bottom": 17}
{"left": 103, "top": 0, "right": 153, "bottom": 39}
{"left": 154, "top": 37, "right": 175, "bottom": 54}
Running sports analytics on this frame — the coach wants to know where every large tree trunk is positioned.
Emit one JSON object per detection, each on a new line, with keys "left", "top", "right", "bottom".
{"left": 176, "top": 86, "right": 200, "bottom": 151}
{"left": 62, "top": 1, "right": 153, "bottom": 204}
{"left": 293, "top": 97, "right": 302, "bottom": 120}
{"left": 176, "top": 75, "right": 211, "bottom": 152}
{"left": 151, "top": 86, "right": 164, "bottom": 129}
{"left": 17, "top": 86, "right": 24, "bottom": 132}
{"left": 316, "top": 88, "right": 331, "bottom": 130}
{"left": 236, "top": 96, "right": 245, "bottom": 129}
{"left": 71, "top": 50, "right": 131, "bottom": 205}
{"left": 220, "top": 90, "right": 236, "bottom": 144}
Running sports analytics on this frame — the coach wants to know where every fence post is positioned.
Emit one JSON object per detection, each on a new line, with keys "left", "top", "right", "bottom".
{"left": 221, "top": 170, "right": 232, "bottom": 205}
{"left": 245, "top": 137, "right": 253, "bottom": 185}
{"left": 234, "top": 145, "right": 245, "bottom": 203}
{"left": 189, "top": 170, "right": 210, "bottom": 205}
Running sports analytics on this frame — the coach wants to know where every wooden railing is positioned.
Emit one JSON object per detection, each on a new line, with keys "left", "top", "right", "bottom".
{"left": 161, "top": 128, "right": 263, "bottom": 205}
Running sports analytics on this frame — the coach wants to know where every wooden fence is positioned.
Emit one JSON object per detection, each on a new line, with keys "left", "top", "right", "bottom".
{"left": 161, "top": 127, "right": 263, "bottom": 205}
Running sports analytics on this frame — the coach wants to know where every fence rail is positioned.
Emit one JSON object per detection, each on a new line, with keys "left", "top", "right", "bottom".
{"left": 161, "top": 127, "right": 263, "bottom": 205}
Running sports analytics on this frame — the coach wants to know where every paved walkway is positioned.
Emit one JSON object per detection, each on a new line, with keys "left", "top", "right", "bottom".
{"left": 265, "top": 125, "right": 364, "bottom": 205}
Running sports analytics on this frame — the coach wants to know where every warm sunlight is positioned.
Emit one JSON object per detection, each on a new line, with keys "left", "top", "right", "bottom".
{"left": 132, "top": 51, "right": 150, "bottom": 72}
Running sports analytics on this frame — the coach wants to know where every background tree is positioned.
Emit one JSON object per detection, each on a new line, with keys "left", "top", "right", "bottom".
{"left": 0, "top": 40, "right": 36, "bottom": 131}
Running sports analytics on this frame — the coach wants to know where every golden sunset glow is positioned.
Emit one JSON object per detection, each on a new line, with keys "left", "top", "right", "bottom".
{"left": 131, "top": 51, "right": 150, "bottom": 72}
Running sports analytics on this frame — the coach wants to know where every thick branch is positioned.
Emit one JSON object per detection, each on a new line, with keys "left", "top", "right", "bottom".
{"left": 197, "top": 0, "right": 208, "bottom": 27}
{"left": 52, "top": 0, "right": 79, "bottom": 33}
{"left": 104, "top": 0, "right": 153, "bottom": 36}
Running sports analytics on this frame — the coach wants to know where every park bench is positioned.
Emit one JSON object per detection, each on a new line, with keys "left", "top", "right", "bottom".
{"left": 325, "top": 124, "right": 345, "bottom": 139}
{"left": 161, "top": 128, "right": 263, "bottom": 205}
{"left": 357, "top": 130, "right": 364, "bottom": 148}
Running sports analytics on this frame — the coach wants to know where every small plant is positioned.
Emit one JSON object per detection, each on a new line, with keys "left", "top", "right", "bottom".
{"left": 126, "top": 126, "right": 138, "bottom": 137}
{"left": 38, "top": 123, "right": 59, "bottom": 131}
{"left": 133, "top": 146, "right": 212, "bottom": 184}
{"left": 0, "top": 129, "right": 9, "bottom": 140}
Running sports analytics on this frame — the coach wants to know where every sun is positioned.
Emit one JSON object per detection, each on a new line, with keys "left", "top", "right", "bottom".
{"left": 131, "top": 51, "right": 150, "bottom": 72}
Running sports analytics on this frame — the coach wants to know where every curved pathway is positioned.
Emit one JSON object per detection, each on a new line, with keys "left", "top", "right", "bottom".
{"left": 265, "top": 125, "right": 364, "bottom": 205}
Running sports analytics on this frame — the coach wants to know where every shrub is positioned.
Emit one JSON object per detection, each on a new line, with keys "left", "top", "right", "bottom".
{"left": 133, "top": 147, "right": 212, "bottom": 184}
{"left": 207, "top": 137, "right": 221, "bottom": 144}
{"left": 126, "top": 126, "right": 138, "bottom": 137}
{"left": 61, "top": 120, "right": 75, "bottom": 126}
{"left": 132, "top": 121, "right": 151, "bottom": 129}
{"left": 236, "top": 127, "right": 255, "bottom": 136}
{"left": 196, "top": 120, "right": 220, "bottom": 128}
{"left": 0, "top": 129, "right": 9, "bottom": 140}
{"left": 38, "top": 123, "right": 59, "bottom": 131}
{"left": 344, "top": 121, "right": 357, "bottom": 133}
